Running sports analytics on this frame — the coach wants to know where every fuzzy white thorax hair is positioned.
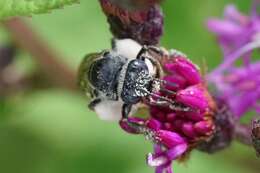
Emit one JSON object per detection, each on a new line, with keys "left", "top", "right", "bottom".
{"left": 94, "top": 100, "right": 123, "bottom": 121}
{"left": 113, "top": 39, "right": 142, "bottom": 59}
{"left": 114, "top": 39, "right": 156, "bottom": 75}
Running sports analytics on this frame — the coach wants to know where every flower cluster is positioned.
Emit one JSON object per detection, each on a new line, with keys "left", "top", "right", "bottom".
{"left": 120, "top": 52, "right": 216, "bottom": 173}
{"left": 95, "top": 1, "right": 260, "bottom": 172}
{"left": 207, "top": 3, "right": 259, "bottom": 59}
{"left": 207, "top": 2, "right": 260, "bottom": 118}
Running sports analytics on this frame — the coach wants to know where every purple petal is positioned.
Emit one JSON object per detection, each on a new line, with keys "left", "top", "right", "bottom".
{"left": 154, "top": 144, "right": 163, "bottom": 155}
{"left": 146, "top": 118, "right": 162, "bottom": 131}
{"left": 176, "top": 85, "right": 208, "bottom": 112}
{"left": 164, "top": 57, "right": 201, "bottom": 85}
{"left": 151, "top": 107, "right": 167, "bottom": 122}
{"left": 224, "top": 4, "right": 248, "bottom": 24}
{"left": 166, "top": 143, "right": 188, "bottom": 160}
{"left": 251, "top": 0, "right": 260, "bottom": 18}
{"left": 229, "top": 91, "right": 260, "bottom": 117}
{"left": 194, "top": 121, "right": 213, "bottom": 135}
{"left": 207, "top": 19, "right": 243, "bottom": 36}
{"left": 166, "top": 113, "right": 177, "bottom": 122}
{"left": 182, "top": 122, "right": 197, "bottom": 138}
{"left": 157, "top": 130, "right": 186, "bottom": 148}
{"left": 156, "top": 167, "right": 164, "bottom": 173}
{"left": 255, "top": 105, "right": 260, "bottom": 114}
{"left": 181, "top": 111, "right": 204, "bottom": 121}
{"left": 166, "top": 166, "right": 173, "bottom": 173}
{"left": 147, "top": 153, "right": 168, "bottom": 167}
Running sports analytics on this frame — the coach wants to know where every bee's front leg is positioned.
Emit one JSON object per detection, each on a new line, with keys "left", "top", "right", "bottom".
{"left": 147, "top": 45, "right": 165, "bottom": 56}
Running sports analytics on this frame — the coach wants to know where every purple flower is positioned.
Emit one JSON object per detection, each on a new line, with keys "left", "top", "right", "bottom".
{"left": 207, "top": 2, "right": 259, "bottom": 58}
{"left": 120, "top": 53, "right": 215, "bottom": 173}
{"left": 210, "top": 62, "right": 260, "bottom": 117}
{"left": 207, "top": 1, "right": 260, "bottom": 118}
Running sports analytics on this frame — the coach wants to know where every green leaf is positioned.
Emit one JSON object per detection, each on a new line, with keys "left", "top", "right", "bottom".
{"left": 0, "top": 0, "right": 79, "bottom": 20}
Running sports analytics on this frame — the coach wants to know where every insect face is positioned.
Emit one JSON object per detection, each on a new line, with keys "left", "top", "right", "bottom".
{"left": 120, "top": 59, "right": 152, "bottom": 104}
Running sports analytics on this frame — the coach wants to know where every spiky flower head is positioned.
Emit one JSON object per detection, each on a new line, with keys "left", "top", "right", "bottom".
{"left": 120, "top": 51, "right": 216, "bottom": 173}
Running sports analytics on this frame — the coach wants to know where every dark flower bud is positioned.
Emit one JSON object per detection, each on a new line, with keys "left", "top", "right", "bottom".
{"left": 99, "top": 0, "right": 164, "bottom": 45}
{"left": 197, "top": 100, "right": 235, "bottom": 153}
{"left": 106, "top": 0, "right": 163, "bottom": 11}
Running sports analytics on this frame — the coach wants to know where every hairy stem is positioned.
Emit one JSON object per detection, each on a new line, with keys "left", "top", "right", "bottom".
{"left": 234, "top": 123, "right": 252, "bottom": 146}
{"left": 2, "top": 18, "right": 77, "bottom": 90}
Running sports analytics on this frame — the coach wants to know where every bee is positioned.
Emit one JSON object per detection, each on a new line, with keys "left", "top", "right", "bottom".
{"left": 78, "top": 39, "right": 190, "bottom": 121}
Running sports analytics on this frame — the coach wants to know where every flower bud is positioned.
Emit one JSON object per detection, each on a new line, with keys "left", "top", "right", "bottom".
{"left": 164, "top": 57, "right": 201, "bottom": 85}
{"left": 194, "top": 121, "right": 213, "bottom": 135}
{"left": 99, "top": 0, "right": 164, "bottom": 45}
{"left": 176, "top": 84, "right": 208, "bottom": 112}
{"left": 156, "top": 130, "right": 186, "bottom": 148}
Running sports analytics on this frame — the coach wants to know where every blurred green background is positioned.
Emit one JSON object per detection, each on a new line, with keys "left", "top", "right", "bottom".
{"left": 0, "top": 0, "right": 259, "bottom": 173}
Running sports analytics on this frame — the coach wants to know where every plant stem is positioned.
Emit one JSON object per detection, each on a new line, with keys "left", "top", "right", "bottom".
{"left": 2, "top": 18, "right": 77, "bottom": 91}
{"left": 234, "top": 123, "right": 252, "bottom": 146}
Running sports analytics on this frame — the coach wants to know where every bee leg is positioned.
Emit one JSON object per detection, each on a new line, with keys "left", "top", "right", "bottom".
{"left": 122, "top": 103, "right": 133, "bottom": 119}
{"left": 146, "top": 45, "right": 164, "bottom": 56}
{"left": 147, "top": 96, "right": 170, "bottom": 107}
{"left": 137, "top": 45, "right": 164, "bottom": 60}
{"left": 136, "top": 46, "right": 149, "bottom": 60}
{"left": 147, "top": 93, "right": 192, "bottom": 112}
{"left": 121, "top": 103, "right": 142, "bottom": 130}
{"left": 88, "top": 98, "right": 102, "bottom": 111}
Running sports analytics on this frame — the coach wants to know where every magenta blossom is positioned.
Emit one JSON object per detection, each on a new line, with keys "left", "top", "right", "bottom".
{"left": 207, "top": 1, "right": 260, "bottom": 118}
{"left": 120, "top": 52, "right": 216, "bottom": 173}
{"left": 209, "top": 62, "right": 260, "bottom": 117}
{"left": 207, "top": 2, "right": 260, "bottom": 60}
